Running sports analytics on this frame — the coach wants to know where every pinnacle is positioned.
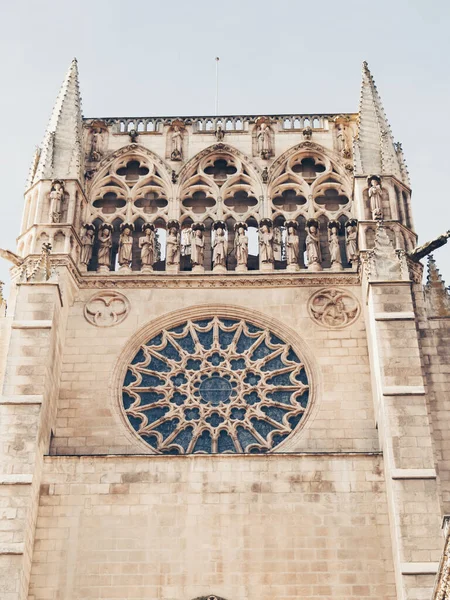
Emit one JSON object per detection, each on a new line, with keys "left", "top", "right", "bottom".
{"left": 425, "top": 255, "right": 450, "bottom": 316}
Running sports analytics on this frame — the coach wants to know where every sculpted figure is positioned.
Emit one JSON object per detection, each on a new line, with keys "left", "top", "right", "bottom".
{"left": 191, "top": 226, "right": 205, "bottom": 267}
{"left": 257, "top": 122, "right": 272, "bottom": 158}
{"left": 259, "top": 223, "right": 274, "bottom": 263}
{"left": 345, "top": 221, "right": 359, "bottom": 264}
{"left": 336, "top": 123, "right": 350, "bottom": 158}
{"left": 90, "top": 129, "right": 103, "bottom": 160}
{"left": 235, "top": 225, "right": 249, "bottom": 266}
{"left": 80, "top": 225, "right": 95, "bottom": 266}
{"left": 213, "top": 225, "right": 228, "bottom": 268}
{"left": 286, "top": 226, "right": 300, "bottom": 265}
{"left": 166, "top": 226, "right": 180, "bottom": 265}
{"left": 305, "top": 221, "right": 322, "bottom": 269}
{"left": 328, "top": 222, "right": 343, "bottom": 270}
{"left": 49, "top": 181, "right": 64, "bottom": 223}
{"left": 215, "top": 125, "right": 224, "bottom": 141}
{"left": 171, "top": 126, "right": 183, "bottom": 160}
{"left": 118, "top": 225, "right": 133, "bottom": 267}
{"left": 139, "top": 225, "right": 155, "bottom": 267}
{"left": 368, "top": 176, "right": 383, "bottom": 220}
{"left": 97, "top": 225, "right": 112, "bottom": 269}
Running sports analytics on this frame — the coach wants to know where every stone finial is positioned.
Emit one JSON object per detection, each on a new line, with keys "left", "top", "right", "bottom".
{"left": 18, "top": 243, "right": 58, "bottom": 283}
{"left": 354, "top": 61, "right": 405, "bottom": 183}
{"left": 31, "top": 58, "right": 83, "bottom": 186}
{"left": 367, "top": 221, "right": 407, "bottom": 281}
{"left": 425, "top": 255, "right": 450, "bottom": 317}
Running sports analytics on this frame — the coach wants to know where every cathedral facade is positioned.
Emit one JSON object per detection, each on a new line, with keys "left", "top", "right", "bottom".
{"left": 0, "top": 59, "right": 449, "bottom": 600}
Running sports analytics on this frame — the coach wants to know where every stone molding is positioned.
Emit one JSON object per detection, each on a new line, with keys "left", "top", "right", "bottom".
{"left": 391, "top": 468, "right": 437, "bottom": 480}
{"left": 0, "top": 395, "right": 43, "bottom": 405}
{"left": 401, "top": 562, "right": 439, "bottom": 575}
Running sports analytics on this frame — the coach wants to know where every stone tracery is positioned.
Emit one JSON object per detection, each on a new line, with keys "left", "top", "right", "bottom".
{"left": 121, "top": 316, "right": 310, "bottom": 454}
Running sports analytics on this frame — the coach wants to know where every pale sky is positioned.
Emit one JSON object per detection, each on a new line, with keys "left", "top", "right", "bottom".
{"left": 0, "top": 0, "right": 449, "bottom": 292}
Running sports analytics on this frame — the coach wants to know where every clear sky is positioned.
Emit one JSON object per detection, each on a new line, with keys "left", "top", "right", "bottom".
{"left": 0, "top": 0, "right": 449, "bottom": 293}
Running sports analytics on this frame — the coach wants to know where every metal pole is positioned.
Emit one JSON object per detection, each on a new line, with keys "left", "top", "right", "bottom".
{"left": 215, "top": 57, "right": 220, "bottom": 116}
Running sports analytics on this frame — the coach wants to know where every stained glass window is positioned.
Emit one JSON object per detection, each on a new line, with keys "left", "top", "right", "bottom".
{"left": 122, "top": 317, "right": 310, "bottom": 454}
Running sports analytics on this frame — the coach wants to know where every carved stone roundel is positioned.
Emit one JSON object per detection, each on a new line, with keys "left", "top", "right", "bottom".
{"left": 122, "top": 316, "right": 310, "bottom": 454}
{"left": 308, "top": 288, "right": 360, "bottom": 328}
{"left": 84, "top": 291, "right": 130, "bottom": 327}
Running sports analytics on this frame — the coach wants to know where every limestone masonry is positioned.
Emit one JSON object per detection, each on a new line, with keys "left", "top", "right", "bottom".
{"left": 0, "top": 59, "right": 449, "bottom": 600}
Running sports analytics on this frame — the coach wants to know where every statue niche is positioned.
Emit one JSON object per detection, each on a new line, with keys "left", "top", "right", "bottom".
{"left": 253, "top": 117, "right": 274, "bottom": 159}
{"left": 167, "top": 120, "right": 186, "bottom": 161}
{"left": 87, "top": 122, "right": 108, "bottom": 162}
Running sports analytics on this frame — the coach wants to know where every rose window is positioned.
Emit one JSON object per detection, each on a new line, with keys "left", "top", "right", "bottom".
{"left": 122, "top": 317, "right": 310, "bottom": 454}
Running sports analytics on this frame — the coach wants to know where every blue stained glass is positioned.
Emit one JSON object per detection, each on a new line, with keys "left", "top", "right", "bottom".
{"left": 236, "top": 426, "right": 260, "bottom": 451}
{"left": 206, "top": 413, "right": 224, "bottom": 427}
{"left": 124, "top": 369, "right": 137, "bottom": 386}
{"left": 146, "top": 334, "right": 163, "bottom": 347}
{"left": 244, "top": 372, "right": 261, "bottom": 386}
{"left": 267, "top": 390, "right": 293, "bottom": 405}
{"left": 176, "top": 332, "right": 196, "bottom": 354}
{"left": 138, "top": 372, "right": 165, "bottom": 388}
{"left": 141, "top": 406, "right": 169, "bottom": 423}
{"left": 236, "top": 333, "right": 255, "bottom": 353}
{"left": 131, "top": 349, "right": 146, "bottom": 365}
{"left": 171, "top": 373, "right": 188, "bottom": 386}
{"left": 138, "top": 392, "right": 164, "bottom": 406}
{"left": 170, "top": 426, "right": 193, "bottom": 451}
{"left": 218, "top": 430, "right": 236, "bottom": 453}
{"left": 147, "top": 356, "right": 170, "bottom": 372}
{"left": 207, "top": 352, "right": 224, "bottom": 366}
{"left": 252, "top": 341, "right": 273, "bottom": 360}
{"left": 186, "top": 359, "right": 201, "bottom": 370}
{"left": 286, "top": 348, "right": 300, "bottom": 363}
{"left": 197, "top": 329, "right": 213, "bottom": 349}
{"left": 230, "top": 408, "right": 246, "bottom": 420}
{"left": 127, "top": 413, "right": 143, "bottom": 431}
{"left": 158, "top": 342, "right": 181, "bottom": 362}
{"left": 243, "top": 391, "right": 261, "bottom": 405}
{"left": 185, "top": 408, "right": 200, "bottom": 420}
{"left": 251, "top": 418, "right": 276, "bottom": 439}
{"left": 267, "top": 372, "right": 293, "bottom": 386}
{"left": 123, "top": 392, "right": 135, "bottom": 410}
{"left": 261, "top": 355, "right": 285, "bottom": 372}
{"left": 230, "top": 358, "right": 246, "bottom": 370}
{"left": 170, "top": 392, "right": 187, "bottom": 406}
{"left": 193, "top": 430, "right": 212, "bottom": 453}
{"left": 122, "top": 317, "right": 310, "bottom": 454}
{"left": 261, "top": 405, "right": 289, "bottom": 423}
{"left": 152, "top": 419, "right": 180, "bottom": 440}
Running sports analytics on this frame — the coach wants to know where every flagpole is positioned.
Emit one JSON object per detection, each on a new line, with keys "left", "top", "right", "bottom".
{"left": 215, "top": 57, "right": 220, "bottom": 116}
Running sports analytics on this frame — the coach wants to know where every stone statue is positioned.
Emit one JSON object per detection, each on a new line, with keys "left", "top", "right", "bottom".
{"left": 235, "top": 225, "right": 249, "bottom": 266}
{"left": 118, "top": 225, "right": 133, "bottom": 268}
{"left": 171, "top": 126, "right": 183, "bottom": 160}
{"left": 97, "top": 225, "right": 112, "bottom": 270}
{"left": 257, "top": 122, "right": 272, "bottom": 159}
{"left": 166, "top": 226, "right": 180, "bottom": 266}
{"left": 328, "top": 222, "right": 343, "bottom": 271}
{"left": 368, "top": 176, "right": 383, "bottom": 220}
{"left": 345, "top": 221, "right": 359, "bottom": 264}
{"left": 90, "top": 129, "right": 103, "bottom": 161}
{"left": 305, "top": 221, "right": 322, "bottom": 271}
{"left": 286, "top": 225, "right": 300, "bottom": 266}
{"left": 215, "top": 125, "right": 224, "bottom": 141}
{"left": 49, "top": 181, "right": 64, "bottom": 223}
{"left": 259, "top": 222, "right": 274, "bottom": 264}
{"left": 213, "top": 225, "right": 227, "bottom": 268}
{"left": 80, "top": 225, "right": 95, "bottom": 267}
{"left": 191, "top": 226, "right": 205, "bottom": 268}
{"left": 139, "top": 225, "right": 155, "bottom": 269}
{"left": 336, "top": 123, "right": 351, "bottom": 158}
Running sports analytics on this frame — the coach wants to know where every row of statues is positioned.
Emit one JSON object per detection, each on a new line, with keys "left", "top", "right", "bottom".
{"left": 80, "top": 219, "right": 359, "bottom": 273}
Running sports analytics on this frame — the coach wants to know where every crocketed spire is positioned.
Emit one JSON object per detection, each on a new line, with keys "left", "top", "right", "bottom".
{"left": 354, "top": 61, "right": 407, "bottom": 184}
{"left": 29, "top": 58, "right": 83, "bottom": 186}
{"left": 425, "top": 255, "right": 450, "bottom": 317}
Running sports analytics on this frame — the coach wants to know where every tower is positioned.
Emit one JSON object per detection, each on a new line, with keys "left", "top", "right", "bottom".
{"left": 0, "top": 59, "right": 449, "bottom": 600}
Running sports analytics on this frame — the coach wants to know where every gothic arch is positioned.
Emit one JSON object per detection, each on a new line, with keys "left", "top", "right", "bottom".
{"left": 268, "top": 142, "right": 353, "bottom": 222}
{"left": 86, "top": 144, "right": 173, "bottom": 226}
{"left": 177, "top": 144, "right": 264, "bottom": 223}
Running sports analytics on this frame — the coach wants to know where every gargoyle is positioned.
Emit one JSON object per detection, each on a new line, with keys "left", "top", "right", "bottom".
{"left": 409, "top": 230, "right": 450, "bottom": 262}
{"left": 0, "top": 248, "right": 23, "bottom": 267}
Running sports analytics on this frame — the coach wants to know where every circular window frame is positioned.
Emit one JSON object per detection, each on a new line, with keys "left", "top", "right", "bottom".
{"left": 111, "top": 304, "right": 319, "bottom": 454}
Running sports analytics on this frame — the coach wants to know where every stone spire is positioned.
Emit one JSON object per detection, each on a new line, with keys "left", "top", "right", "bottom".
{"left": 31, "top": 58, "right": 83, "bottom": 186}
{"left": 354, "top": 61, "right": 405, "bottom": 183}
{"left": 425, "top": 255, "right": 450, "bottom": 317}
